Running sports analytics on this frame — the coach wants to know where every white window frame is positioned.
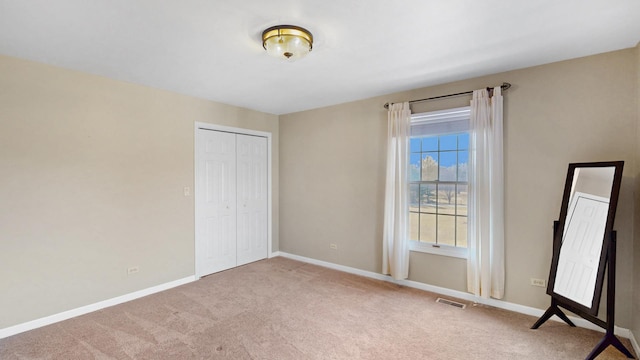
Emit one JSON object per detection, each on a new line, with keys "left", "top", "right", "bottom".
{"left": 408, "top": 106, "right": 470, "bottom": 259}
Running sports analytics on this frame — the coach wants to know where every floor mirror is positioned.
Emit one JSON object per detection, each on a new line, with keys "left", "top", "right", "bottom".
{"left": 531, "top": 161, "right": 634, "bottom": 359}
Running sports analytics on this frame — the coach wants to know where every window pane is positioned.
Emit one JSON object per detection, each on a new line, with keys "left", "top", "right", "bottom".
{"left": 419, "top": 213, "right": 436, "bottom": 243}
{"left": 422, "top": 153, "right": 438, "bottom": 181}
{"left": 456, "top": 184, "right": 468, "bottom": 216}
{"left": 456, "top": 216, "right": 468, "bottom": 248}
{"left": 409, "top": 184, "right": 420, "bottom": 211}
{"left": 458, "top": 151, "right": 468, "bottom": 182}
{"left": 410, "top": 138, "right": 421, "bottom": 153}
{"left": 437, "top": 215, "right": 456, "bottom": 246}
{"left": 458, "top": 133, "right": 469, "bottom": 150}
{"left": 409, "top": 212, "right": 419, "bottom": 241}
{"left": 437, "top": 184, "right": 456, "bottom": 215}
{"left": 409, "top": 154, "right": 421, "bottom": 181}
{"left": 422, "top": 137, "right": 438, "bottom": 151}
{"left": 420, "top": 184, "right": 436, "bottom": 212}
{"left": 439, "top": 135, "right": 457, "bottom": 151}
{"left": 439, "top": 152, "right": 457, "bottom": 181}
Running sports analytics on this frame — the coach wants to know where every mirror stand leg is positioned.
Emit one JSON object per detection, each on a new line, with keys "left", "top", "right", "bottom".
{"left": 587, "top": 232, "right": 636, "bottom": 359}
{"left": 531, "top": 301, "right": 576, "bottom": 329}
{"left": 586, "top": 332, "right": 635, "bottom": 360}
{"left": 553, "top": 306, "right": 576, "bottom": 327}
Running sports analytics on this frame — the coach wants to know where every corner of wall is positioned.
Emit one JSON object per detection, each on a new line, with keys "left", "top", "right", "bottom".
{"left": 633, "top": 40, "right": 640, "bottom": 345}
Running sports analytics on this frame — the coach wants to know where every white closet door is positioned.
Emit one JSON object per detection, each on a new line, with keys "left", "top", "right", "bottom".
{"left": 196, "top": 130, "right": 237, "bottom": 276}
{"left": 236, "top": 135, "right": 268, "bottom": 266}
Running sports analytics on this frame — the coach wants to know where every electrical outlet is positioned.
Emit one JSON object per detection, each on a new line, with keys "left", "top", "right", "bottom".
{"left": 127, "top": 266, "right": 140, "bottom": 275}
{"left": 530, "top": 278, "right": 546, "bottom": 287}
{"left": 183, "top": 187, "right": 191, "bottom": 196}
{"left": 329, "top": 243, "right": 338, "bottom": 250}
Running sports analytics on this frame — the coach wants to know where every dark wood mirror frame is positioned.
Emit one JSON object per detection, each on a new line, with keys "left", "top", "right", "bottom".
{"left": 531, "top": 161, "right": 634, "bottom": 359}
{"left": 550, "top": 161, "right": 623, "bottom": 315}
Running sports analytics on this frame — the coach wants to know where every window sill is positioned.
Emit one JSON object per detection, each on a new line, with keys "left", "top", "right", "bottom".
{"left": 409, "top": 240, "right": 468, "bottom": 259}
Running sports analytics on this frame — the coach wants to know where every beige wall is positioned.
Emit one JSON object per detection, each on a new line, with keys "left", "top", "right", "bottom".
{"left": 0, "top": 55, "right": 279, "bottom": 328}
{"left": 633, "top": 42, "right": 640, "bottom": 341}
{"left": 280, "top": 48, "right": 637, "bottom": 327}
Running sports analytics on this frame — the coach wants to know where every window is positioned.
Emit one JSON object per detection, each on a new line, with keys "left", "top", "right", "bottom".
{"left": 408, "top": 107, "right": 470, "bottom": 258}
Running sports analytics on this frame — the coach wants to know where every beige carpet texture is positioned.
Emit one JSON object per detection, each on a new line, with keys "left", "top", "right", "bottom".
{"left": 0, "top": 257, "right": 636, "bottom": 359}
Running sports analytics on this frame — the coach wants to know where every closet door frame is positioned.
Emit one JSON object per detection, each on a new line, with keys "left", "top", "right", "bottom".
{"left": 194, "top": 122, "right": 273, "bottom": 279}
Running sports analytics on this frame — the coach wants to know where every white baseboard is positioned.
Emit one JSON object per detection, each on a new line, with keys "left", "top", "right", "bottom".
{"left": 277, "top": 252, "right": 631, "bottom": 339}
{"left": 630, "top": 330, "right": 640, "bottom": 357}
{"left": 0, "top": 276, "right": 196, "bottom": 340}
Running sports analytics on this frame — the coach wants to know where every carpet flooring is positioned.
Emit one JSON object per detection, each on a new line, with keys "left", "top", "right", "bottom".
{"left": 0, "top": 257, "right": 636, "bottom": 359}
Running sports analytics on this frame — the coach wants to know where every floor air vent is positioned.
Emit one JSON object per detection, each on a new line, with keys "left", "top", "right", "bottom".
{"left": 435, "top": 297, "right": 466, "bottom": 309}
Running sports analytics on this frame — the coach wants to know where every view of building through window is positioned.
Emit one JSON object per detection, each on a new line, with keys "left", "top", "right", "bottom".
{"left": 409, "top": 133, "right": 468, "bottom": 248}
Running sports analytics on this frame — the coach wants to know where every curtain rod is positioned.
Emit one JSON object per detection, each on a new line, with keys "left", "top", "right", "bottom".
{"left": 383, "top": 82, "right": 511, "bottom": 109}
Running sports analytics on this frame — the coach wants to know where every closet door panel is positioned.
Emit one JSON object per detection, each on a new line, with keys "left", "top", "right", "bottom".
{"left": 236, "top": 135, "right": 268, "bottom": 266}
{"left": 196, "top": 130, "right": 237, "bottom": 276}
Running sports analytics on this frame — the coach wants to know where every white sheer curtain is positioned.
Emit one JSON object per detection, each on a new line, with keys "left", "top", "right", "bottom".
{"left": 383, "top": 102, "right": 411, "bottom": 280}
{"left": 467, "top": 87, "right": 505, "bottom": 299}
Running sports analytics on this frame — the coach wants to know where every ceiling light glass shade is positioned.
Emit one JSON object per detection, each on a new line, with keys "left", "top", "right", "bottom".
{"left": 262, "top": 25, "right": 313, "bottom": 61}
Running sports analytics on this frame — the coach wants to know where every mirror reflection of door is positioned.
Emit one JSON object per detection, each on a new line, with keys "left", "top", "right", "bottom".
{"left": 554, "top": 192, "right": 609, "bottom": 307}
{"left": 552, "top": 165, "right": 616, "bottom": 309}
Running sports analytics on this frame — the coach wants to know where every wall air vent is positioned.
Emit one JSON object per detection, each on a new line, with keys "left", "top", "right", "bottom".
{"left": 435, "top": 297, "right": 466, "bottom": 309}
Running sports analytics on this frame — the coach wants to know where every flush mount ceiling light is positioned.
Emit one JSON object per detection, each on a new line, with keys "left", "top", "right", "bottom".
{"left": 262, "top": 25, "right": 313, "bottom": 61}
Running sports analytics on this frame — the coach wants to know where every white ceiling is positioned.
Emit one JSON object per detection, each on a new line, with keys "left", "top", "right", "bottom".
{"left": 0, "top": 0, "right": 638, "bottom": 115}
